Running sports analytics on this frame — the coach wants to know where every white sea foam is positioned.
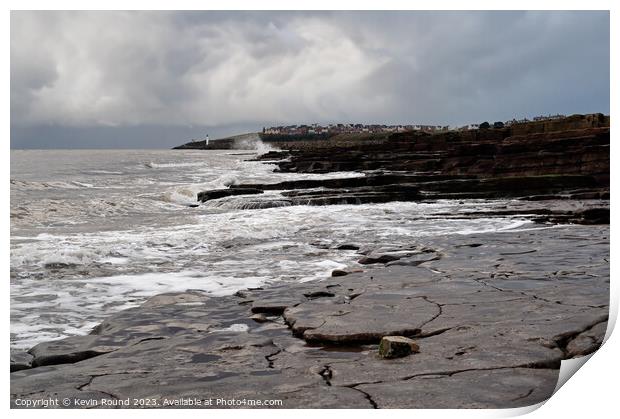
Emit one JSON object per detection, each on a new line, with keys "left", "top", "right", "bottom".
{"left": 213, "top": 324, "right": 251, "bottom": 332}
{"left": 10, "top": 149, "right": 545, "bottom": 350}
{"left": 232, "top": 134, "right": 280, "bottom": 157}
{"left": 71, "top": 181, "right": 94, "bottom": 188}
{"left": 85, "top": 170, "right": 124, "bottom": 175}
{"left": 144, "top": 161, "right": 207, "bottom": 169}
{"left": 86, "top": 271, "right": 270, "bottom": 298}
{"left": 10, "top": 270, "right": 270, "bottom": 348}
{"left": 11, "top": 179, "right": 93, "bottom": 190}
{"left": 254, "top": 140, "right": 280, "bottom": 156}
{"left": 11, "top": 200, "right": 536, "bottom": 352}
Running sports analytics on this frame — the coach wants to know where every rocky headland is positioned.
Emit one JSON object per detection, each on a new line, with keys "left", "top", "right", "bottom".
{"left": 173, "top": 133, "right": 260, "bottom": 150}
{"left": 11, "top": 114, "right": 610, "bottom": 408}
{"left": 191, "top": 113, "right": 609, "bottom": 212}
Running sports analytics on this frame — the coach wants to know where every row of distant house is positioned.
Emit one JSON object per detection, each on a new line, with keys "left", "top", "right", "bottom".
{"left": 457, "top": 114, "right": 567, "bottom": 131}
{"left": 263, "top": 123, "right": 450, "bottom": 135}
{"left": 262, "top": 114, "right": 567, "bottom": 136}
{"left": 531, "top": 114, "right": 566, "bottom": 122}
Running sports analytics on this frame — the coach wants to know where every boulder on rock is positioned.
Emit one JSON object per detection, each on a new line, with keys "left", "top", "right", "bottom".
{"left": 250, "top": 313, "right": 269, "bottom": 323}
{"left": 336, "top": 244, "right": 360, "bottom": 251}
{"left": 10, "top": 351, "right": 33, "bottom": 372}
{"left": 331, "top": 269, "right": 349, "bottom": 277}
{"left": 358, "top": 254, "right": 401, "bottom": 264}
{"left": 379, "top": 336, "right": 420, "bottom": 359}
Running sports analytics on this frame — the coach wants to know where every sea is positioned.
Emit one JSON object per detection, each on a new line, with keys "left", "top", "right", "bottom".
{"left": 10, "top": 148, "right": 534, "bottom": 350}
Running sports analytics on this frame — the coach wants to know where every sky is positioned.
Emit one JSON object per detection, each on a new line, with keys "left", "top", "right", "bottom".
{"left": 10, "top": 10, "right": 610, "bottom": 149}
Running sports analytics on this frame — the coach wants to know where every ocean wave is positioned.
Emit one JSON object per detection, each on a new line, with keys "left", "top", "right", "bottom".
{"left": 84, "top": 170, "right": 124, "bottom": 175}
{"left": 10, "top": 199, "right": 546, "bottom": 350}
{"left": 10, "top": 179, "right": 94, "bottom": 190}
{"left": 159, "top": 187, "right": 198, "bottom": 205}
{"left": 156, "top": 173, "right": 244, "bottom": 205}
{"left": 9, "top": 197, "right": 154, "bottom": 227}
{"left": 202, "top": 195, "right": 293, "bottom": 210}
{"left": 11, "top": 149, "right": 559, "bottom": 351}
{"left": 143, "top": 161, "right": 207, "bottom": 169}
{"left": 10, "top": 270, "right": 271, "bottom": 349}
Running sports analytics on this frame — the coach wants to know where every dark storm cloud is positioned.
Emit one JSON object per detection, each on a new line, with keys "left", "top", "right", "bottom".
{"left": 10, "top": 10, "right": 609, "bottom": 148}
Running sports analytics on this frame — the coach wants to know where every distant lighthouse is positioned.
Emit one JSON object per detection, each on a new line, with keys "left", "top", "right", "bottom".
{"left": 205, "top": 134, "right": 210, "bottom": 146}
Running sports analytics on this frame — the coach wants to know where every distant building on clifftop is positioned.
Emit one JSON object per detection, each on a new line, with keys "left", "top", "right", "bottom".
{"left": 262, "top": 123, "right": 448, "bottom": 136}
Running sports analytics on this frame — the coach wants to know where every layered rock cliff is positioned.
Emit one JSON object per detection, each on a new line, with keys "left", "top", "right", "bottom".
{"left": 238, "top": 114, "right": 608, "bottom": 205}
{"left": 266, "top": 114, "right": 609, "bottom": 182}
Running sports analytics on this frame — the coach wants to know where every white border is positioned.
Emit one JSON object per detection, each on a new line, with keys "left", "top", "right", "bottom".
{"left": 3, "top": 2, "right": 616, "bottom": 418}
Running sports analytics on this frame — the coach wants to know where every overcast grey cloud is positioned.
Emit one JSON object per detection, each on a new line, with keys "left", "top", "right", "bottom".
{"left": 10, "top": 11, "right": 609, "bottom": 148}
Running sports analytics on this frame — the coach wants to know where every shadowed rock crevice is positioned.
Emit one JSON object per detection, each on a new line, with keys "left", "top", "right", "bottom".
{"left": 400, "top": 363, "right": 562, "bottom": 382}
{"left": 77, "top": 374, "right": 121, "bottom": 401}
{"left": 265, "top": 349, "right": 281, "bottom": 369}
{"left": 553, "top": 316, "right": 609, "bottom": 358}
{"left": 318, "top": 365, "right": 333, "bottom": 386}
{"left": 510, "top": 388, "right": 535, "bottom": 403}
{"left": 347, "top": 385, "right": 378, "bottom": 409}
{"left": 418, "top": 296, "right": 444, "bottom": 331}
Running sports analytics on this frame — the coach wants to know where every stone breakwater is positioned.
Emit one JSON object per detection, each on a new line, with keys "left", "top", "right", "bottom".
{"left": 10, "top": 225, "right": 609, "bottom": 408}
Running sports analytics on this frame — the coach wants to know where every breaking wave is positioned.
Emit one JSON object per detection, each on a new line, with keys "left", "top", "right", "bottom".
{"left": 11, "top": 179, "right": 95, "bottom": 190}
{"left": 10, "top": 149, "right": 546, "bottom": 350}
{"left": 233, "top": 134, "right": 281, "bottom": 156}
{"left": 144, "top": 161, "right": 207, "bottom": 169}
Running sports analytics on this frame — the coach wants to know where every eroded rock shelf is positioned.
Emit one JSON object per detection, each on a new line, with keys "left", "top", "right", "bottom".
{"left": 10, "top": 225, "right": 609, "bottom": 408}
{"left": 12, "top": 114, "right": 610, "bottom": 408}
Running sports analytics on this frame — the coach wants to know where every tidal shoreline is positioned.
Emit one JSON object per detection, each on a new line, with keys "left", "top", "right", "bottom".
{"left": 11, "top": 114, "right": 610, "bottom": 408}
{"left": 10, "top": 223, "right": 609, "bottom": 408}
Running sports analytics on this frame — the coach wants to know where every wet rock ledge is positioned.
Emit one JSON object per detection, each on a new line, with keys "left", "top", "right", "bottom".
{"left": 11, "top": 225, "right": 609, "bottom": 408}
{"left": 195, "top": 114, "right": 609, "bottom": 208}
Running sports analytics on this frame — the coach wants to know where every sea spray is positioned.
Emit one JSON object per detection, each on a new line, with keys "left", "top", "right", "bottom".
{"left": 233, "top": 133, "right": 281, "bottom": 156}
{"left": 254, "top": 139, "right": 280, "bottom": 156}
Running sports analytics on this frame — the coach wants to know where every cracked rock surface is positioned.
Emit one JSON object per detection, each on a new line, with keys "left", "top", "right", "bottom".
{"left": 10, "top": 225, "right": 609, "bottom": 409}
